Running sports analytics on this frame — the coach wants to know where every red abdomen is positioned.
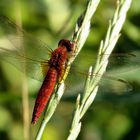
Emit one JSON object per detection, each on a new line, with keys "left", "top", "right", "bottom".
{"left": 31, "top": 67, "right": 57, "bottom": 124}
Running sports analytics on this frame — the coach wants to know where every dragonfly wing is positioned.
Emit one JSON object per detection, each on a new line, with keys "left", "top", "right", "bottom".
{"left": 0, "top": 16, "right": 52, "bottom": 81}
{"left": 0, "top": 16, "right": 52, "bottom": 62}
{"left": 64, "top": 65, "right": 133, "bottom": 98}
{"left": 0, "top": 47, "right": 49, "bottom": 81}
{"left": 97, "top": 74, "right": 132, "bottom": 94}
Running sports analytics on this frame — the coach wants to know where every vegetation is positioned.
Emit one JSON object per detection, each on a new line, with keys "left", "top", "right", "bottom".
{"left": 0, "top": 0, "right": 140, "bottom": 140}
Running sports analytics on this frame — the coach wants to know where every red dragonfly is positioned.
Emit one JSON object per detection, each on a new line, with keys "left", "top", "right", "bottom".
{"left": 0, "top": 16, "right": 138, "bottom": 124}
{"left": 0, "top": 16, "right": 76, "bottom": 124}
{"left": 31, "top": 39, "right": 74, "bottom": 124}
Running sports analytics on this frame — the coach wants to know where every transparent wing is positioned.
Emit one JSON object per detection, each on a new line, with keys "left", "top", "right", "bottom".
{"left": 0, "top": 47, "right": 49, "bottom": 81}
{"left": 0, "top": 16, "right": 140, "bottom": 85}
{"left": 64, "top": 51, "right": 140, "bottom": 96}
{"left": 0, "top": 16, "right": 52, "bottom": 81}
{"left": 65, "top": 68, "right": 132, "bottom": 97}
{"left": 0, "top": 16, "right": 52, "bottom": 60}
{"left": 72, "top": 50, "right": 140, "bottom": 73}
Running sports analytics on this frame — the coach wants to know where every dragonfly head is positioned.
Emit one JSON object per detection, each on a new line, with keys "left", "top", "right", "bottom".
{"left": 58, "top": 39, "right": 74, "bottom": 52}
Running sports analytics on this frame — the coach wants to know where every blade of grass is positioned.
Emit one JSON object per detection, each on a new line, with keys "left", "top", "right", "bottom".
{"left": 67, "top": 0, "right": 132, "bottom": 140}
{"left": 14, "top": 1, "right": 30, "bottom": 140}
{"left": 35, "top": 0, "right": 100, "bottom": 139}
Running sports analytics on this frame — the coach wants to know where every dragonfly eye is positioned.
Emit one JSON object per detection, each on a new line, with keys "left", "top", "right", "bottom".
{"left": 58, "top": 39, "right": 74, "bottom": 52}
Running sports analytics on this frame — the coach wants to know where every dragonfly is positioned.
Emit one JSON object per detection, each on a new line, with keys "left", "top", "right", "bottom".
{"left": 0, "top": 16, "right": 138, "bottom": 124}
{"left": 0, "top": 16, "right": 76, "bottom": 124}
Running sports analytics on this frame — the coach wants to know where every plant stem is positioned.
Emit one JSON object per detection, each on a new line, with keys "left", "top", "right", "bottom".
{"left": 14, "top": 2, "right": 30, "bottom": 140}
{"left": 35, "top": 0, "right": 100, "bottom": 139}
{"left": 67, "top": 0, "right": 132, "bottom": 140}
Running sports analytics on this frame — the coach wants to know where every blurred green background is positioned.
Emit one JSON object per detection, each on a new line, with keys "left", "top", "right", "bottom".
{"left": 0, "top": 0, "right": 140, "bottom": 140}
